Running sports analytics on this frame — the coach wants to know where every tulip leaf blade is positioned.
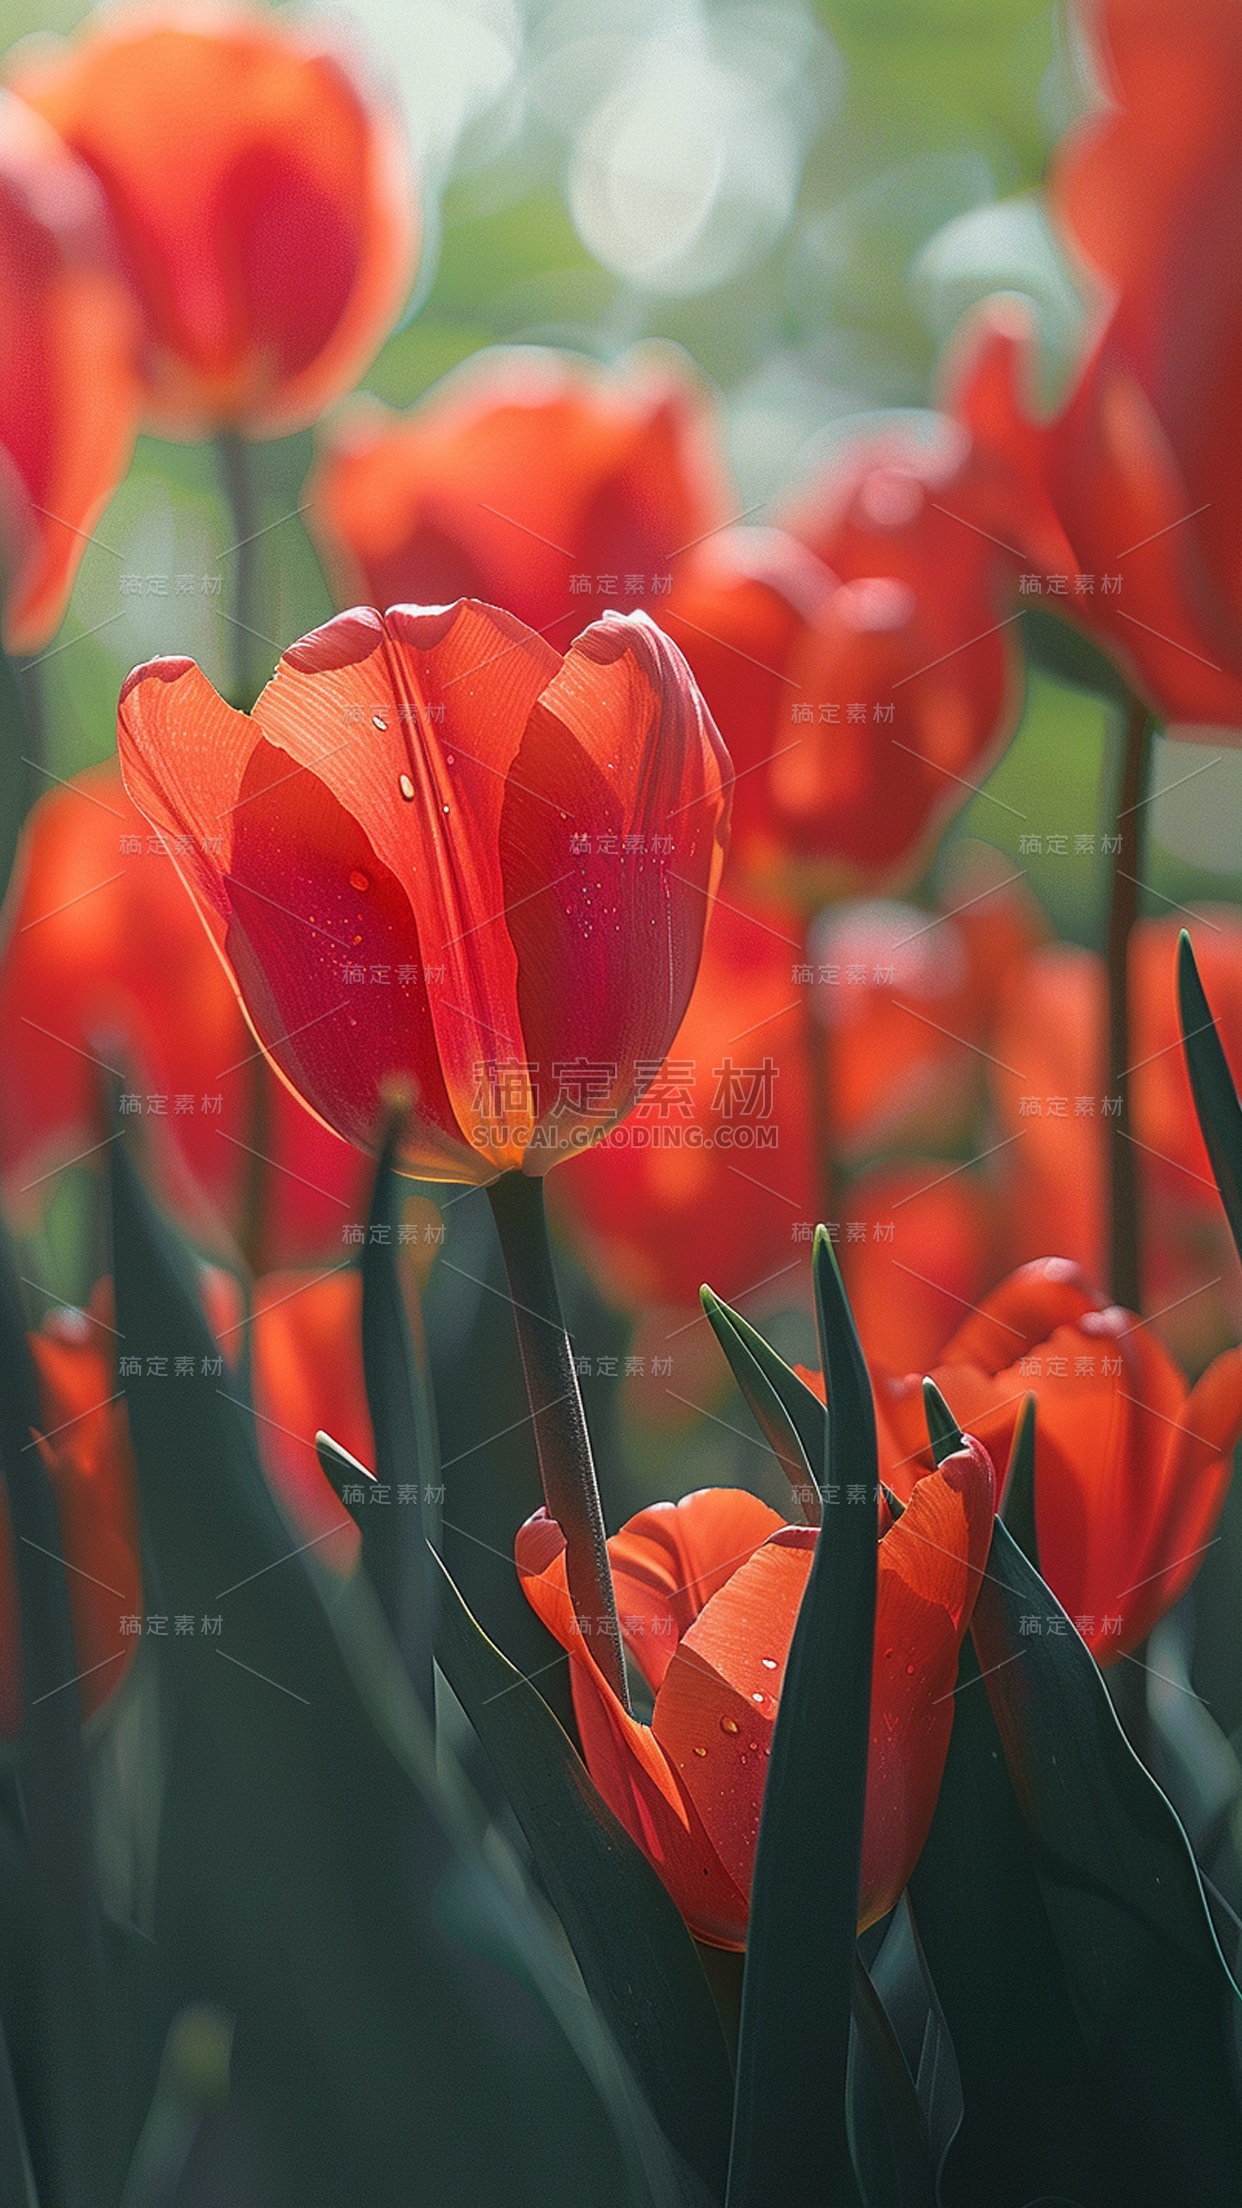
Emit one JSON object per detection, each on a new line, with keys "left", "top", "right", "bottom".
{"left": 997, "top": 1395, "right": 1040, "bottom": 1573}
{"left": 701, "top": 1287, "right": 821, "bottom": 1518}
{"left": 433, "top": 1550, "right": 733, "bottom": 2205}
{"left": 921, "top": 1378, "right": 963, "bottom": 1467}
{"left": 1178, "top": 930, "right": 1242, "bottom": 1263}
{"left": 725, "top": 1229, "right": 876, "bottom": 2208}
{"left": 912, "top": 1511, "right": 1242, "bottom": 2206}
{"left": 107, "top": 1136, "right": 678, "bottom": 2207}
{"left": 847, "top": 1956, "right": 937, "bottom": 2208}
{"left": 700, "top": 1289, "right": 827, "bottom": 1483}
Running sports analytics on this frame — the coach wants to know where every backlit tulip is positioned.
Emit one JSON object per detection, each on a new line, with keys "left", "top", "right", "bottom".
{"left": 945, "top": 0, "right": 1242, "bottom": 728}
{"left": 0, "top": 90, "right": 138, "bottom": 650}
{"left": 869, "top": 1257, "right": 1242, "bottom": 1661}
{"left": 0, "top": 1289, "right": 142, "bottom": 1735}
{"left": 517, "top": 1453, "right": 994, "bottom": 1947}
{"left": 665, "top": 420, "right": 1024, "bottom": 906}
{"left": 307, "top": 345, "right": 732, "bottom": 640}
{"left": 117, "top": 602, "right": 731, "bottom": 1182}
{"left": 0, "top": 760, "right": 370, "bottom": 1266}
{"left": 10, "top": 3, "right": 416, "bottom": 439}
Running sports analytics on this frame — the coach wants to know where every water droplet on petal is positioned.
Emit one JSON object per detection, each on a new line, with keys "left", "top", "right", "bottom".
{"left": 693, "top": 1745, "right": 707, "bottom": 1758}
{"left": 751, "top": 1691, "right": 765, "bottom": 1704}
{"left": 399, "top": 774, "right": 415, "bottom": 801}
{"left": 372, "top": 713, "right": 387, "bottom": 731}
{"left": 761, "top": 1656, "right": 777, "bottom": 1670}
{"left": 905, "top": 1662, "right": 916, "bottom": 1675}
{"left": 719, "top": 1716, "right": 739, "bottom": 1736}
{"left": 442, "top": 803, "right": 451, "bottom": 815}
{"left": 349, "top": 870, "right": 369, "bottom": 893}
{"left": 445, "top": 752, "right": 455, "bottom": 766}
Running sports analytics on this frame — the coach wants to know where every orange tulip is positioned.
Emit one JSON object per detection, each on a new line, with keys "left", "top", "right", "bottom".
{"left": 517, "top": 1450, "right": 994, "bottom": 1948}
{"left": 307, "top": 345, "right": 733, "bottom": 642}
{"left": 0, "top": 759, "right": 370, "bottom": 1266}
{"left": 0, "top": 1288, "right": 142, "bottom": 1734}
{"left": 665, "top": 420, "right": 1024, "bottom": 906}
{"left": 10, "top": 2, "right": 416, "bottom": 439}
{"left": 118, "top": 602, "right": 730, "bottom": 1183}
{"left": 0, "top": 90, "right": 138, "bottom": 649}
{"left": 869, "top": 1257, "right": 1242, "bottom": 1662}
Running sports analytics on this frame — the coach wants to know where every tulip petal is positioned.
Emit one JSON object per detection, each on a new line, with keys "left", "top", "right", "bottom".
{"left": 608, "top": 1489, "right": 784, "bottom": 1692}
{"left": 500, "top": 613, "right": 731, "bottom": 1152}
{"left": 515, "top": 1507, "right": 750, "bottom": 1945}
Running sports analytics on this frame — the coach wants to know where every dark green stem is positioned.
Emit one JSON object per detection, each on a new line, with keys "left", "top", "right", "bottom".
{"left": 1106, "top": 698, "right": 1154, "bottom": 1312}
{"left": 216, "top": 431, "right": 259, "bottom": 712}
{"left": 486, "top": 1170, "right": 629, "bottom": 1710}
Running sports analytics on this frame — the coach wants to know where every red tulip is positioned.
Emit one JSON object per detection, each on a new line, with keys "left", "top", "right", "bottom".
{"left": 117, "top": 601, "right": 731, "bottom": 1183}
{"left": 0, "top": 90, "right": 139, "bottom": 649}
{"left": 0, "top": 1288, "right": 142, "bottom": 1735}
{"left": 10, "top": 2, "right": 416, "bottom": 439}
{"left": 835, "top": 1160, "right": 1002, "bottom": 1379}
{"left": 518, "top": 1453, "right": 994, "bottom": 1947}
{"left": 869, "top": 1257, "right": 1242, "bottom": 1661}
{"left": 0, "top": 759, "right": 370, "bottom": 1267}
{"left": 307, "top": 345, "right": 733, "bottom": 641}
{"left": 665, "top": 420, "right": 1024, "bottom": 905}
{"left": 945, "top": 0, "right": 1242, "bottom": 727}
{"left": 948, "top": 300, "right": 1242, "bottom": 729}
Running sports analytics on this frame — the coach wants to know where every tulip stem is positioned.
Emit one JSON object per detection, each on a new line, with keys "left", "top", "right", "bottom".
{"left": 216, "top": 431, "right": 261, "bottom": 712}
{"left": 1105, "top": 697, "right": 1154, "bottom": 1312}
{"left": 486, "top": 1169, "right": 631, "bottom": 1711}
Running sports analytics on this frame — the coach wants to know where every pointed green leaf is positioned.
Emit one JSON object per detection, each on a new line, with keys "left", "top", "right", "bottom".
{"left": 726, "top": 1229, "right": 877, "bottom": 2207}
{"left": 434, "top": 1552, "right": 732, "bottom": 2204}
{"left": 315, "top": 1430, "right": 373, "bottom": 1494}
{"left": 109, "top": 1138, "right": 680, "bottom": 2207}
{"left": 847, "top": 1957, "right": 936, "bottom": 2208}
{"left": 997, "top": 1396, "right": 1039, "bottom": 1572}
{"left": 700, "top": 1289, "right": 827, "bottom": 1487}
{"left": 1178, "top": 930, "right": 1242, "bottom": 1263}
{"left": 921, "top": 1379, "right": 963, "bottom": 1468}
{"left": 701, "top": 1287, "right": 821, "bottom": 1521}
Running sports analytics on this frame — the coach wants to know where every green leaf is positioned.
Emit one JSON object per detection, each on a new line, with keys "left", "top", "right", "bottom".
{"left": 0, "top": 1215, "right": 111, "bottom": 2208}
{"left": 912, "top": 1507, "right": 1242, "bottom": 2207}
{"left": 433, "top": 1552, "right": 733, "bottom": 2205}
{"left": 868, "top": 1900, "right": 961, "bottom": 2181}
{"left": 701, "top": 1287, "right": 821, "bottom": 1520}
{"left": 846, "top": 1957, "right": 936, "bottom": 2208}
{"left": 725, "top": 1229, "right": 877, "bottom": 2207}
{"left": 1178, "top": 931, "right": 1242, "bottom": 1264}
{"left": 907, "top": 1634, "right": 1119, "bottom": 2208}
{"left": 1020, "top": 609, "right": 1132, "bottom": 708}
{"left": 971, "top": 1518, "right": 1242, "bottom": 2202}
{"left": 920, "top": 1378, "right": 962, "bottom": 1467}
{"left": 360, "top": 1126, "right": 437, "bottom": 1716}
{"left": 996, "top": 1395, "right": 1039, "bottom": 1572}
{"left": 108, "top": 1136, "right": 680, "bottom": 2207}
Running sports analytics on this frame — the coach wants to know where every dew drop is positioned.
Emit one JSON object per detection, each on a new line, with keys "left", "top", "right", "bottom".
{"left": 693, "top": 1745, "right": 708, "bottom": 1758}
{"left": 349, "top": 869, "right": 369, "bottom": 893}
{"left": 719, "top": 1716, "right": 739, "bottom": 1736}
{"left": 751, "top": 1691, "right": 765, "bottom": 1704}
{"left": 905, "top": 1662, "right": 916, "bottom": 1675}
{"left": 760, "top": 1656, "right": 777, "bottom": 1670}
{"left": 372, "top": 712, "right": 387, "bottom": 731}
{"left": 445, "top": 752, "right": 455, "bottom": 766}
{"left": 442, "top": 803, "right": 451, "bottom": 815}
{"left": 399, "top": 774, "right": 415, "bottom": 801}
